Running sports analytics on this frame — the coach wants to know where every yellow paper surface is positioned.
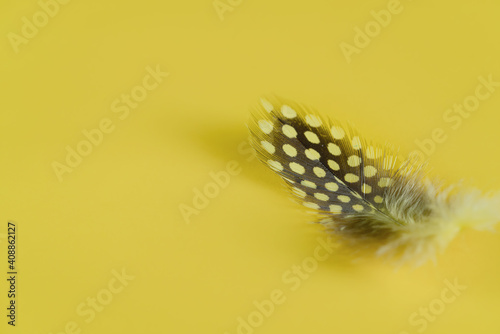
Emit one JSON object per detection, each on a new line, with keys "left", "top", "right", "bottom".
{"left": 1, "top": 1, "right": 500, "bottom": 333}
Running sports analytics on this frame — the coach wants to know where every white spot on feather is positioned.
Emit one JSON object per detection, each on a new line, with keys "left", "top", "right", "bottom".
{"left": 282, "top": 125, "right": 297, "bottom": 138}
{"left": 281, "top": 105, "right": 297, "bottom": 118}
{"left": 301, "top": 180, "right": 317, "bottom": 188}
{"left": 303, "top": 202, "right": 319, "bottom": 209}
{"left": 338, "top": 195, "right": 350, "bottom": 203}
{"left": 305, "top": 114, "right": 322, "bottom": 127}
{"left": 290, "top": 162, "right": 305, "bottom": 174}
{"left": 345, "top": 173, "right": 359, "bottom": 183}
{"left": 331, "top": 126, "right": 345, "bottom": 139}
{"left": 328, "top": 160, "right": 340, "bottom": 171}
{"left": 329, "top": 205, "right": 342, "bottom": 213}
{"left": 351, "top": 136, "right": 362, "bottom": 150}
{"left": 258, "top": 120, "right": 273, "bottom": 134}
{"left": 325, "top": 182, "right": 339, "bottom": 191}
{"left": 260, "top": 99, "right": 274, "bottom": 113}
{"left": 313, "top": 167, "right": 326, "bottom": 178}
{"left": 268, "top": 160, "right": 283, "bottom": 171}
{"left": 261, "top": 141, "right": 275, "bottom": 154}
{"left": 314, "top": 193, "right": 329, "bottom": 201}
{"left": 305, "top": 148, "right": 320, "bottom": 160}
{"left": 283, "top": 144, "right": 297, "bottom": 157}
{"left": 304, "top": 131, "right": 320, "bottom": 144}
{"left": 347, "top": 155, "right": 361, "bottom": 167}
{"left": 352, "top": 204, "right": 364, "bottom": 212}
{"left": 328, "top": 143, "right": 341, "bottom": 156}
{"left": 364, "top": 166, "right": 377, "bottom": 177}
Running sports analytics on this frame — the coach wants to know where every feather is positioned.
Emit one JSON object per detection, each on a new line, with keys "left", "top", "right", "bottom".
{"left": 249, "top": 97, "right": 500, "bottom": 265}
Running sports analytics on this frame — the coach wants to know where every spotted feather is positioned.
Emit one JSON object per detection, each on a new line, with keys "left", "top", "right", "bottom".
{"left": 249, "top": 97, "right": 500, "bottom": 265}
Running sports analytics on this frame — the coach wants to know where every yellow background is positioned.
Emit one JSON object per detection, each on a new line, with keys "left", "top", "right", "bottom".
{"left": 2, "top": 0, "right": 500, "bottom": 333}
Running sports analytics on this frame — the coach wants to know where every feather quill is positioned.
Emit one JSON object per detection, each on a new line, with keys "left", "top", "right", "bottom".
{"left": 249, "top": 97, "right": 500, "bottom": 265}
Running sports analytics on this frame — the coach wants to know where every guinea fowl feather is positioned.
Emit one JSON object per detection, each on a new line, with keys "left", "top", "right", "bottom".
{"left": 249, "top": 97, "right": 500, "bottom": 265}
